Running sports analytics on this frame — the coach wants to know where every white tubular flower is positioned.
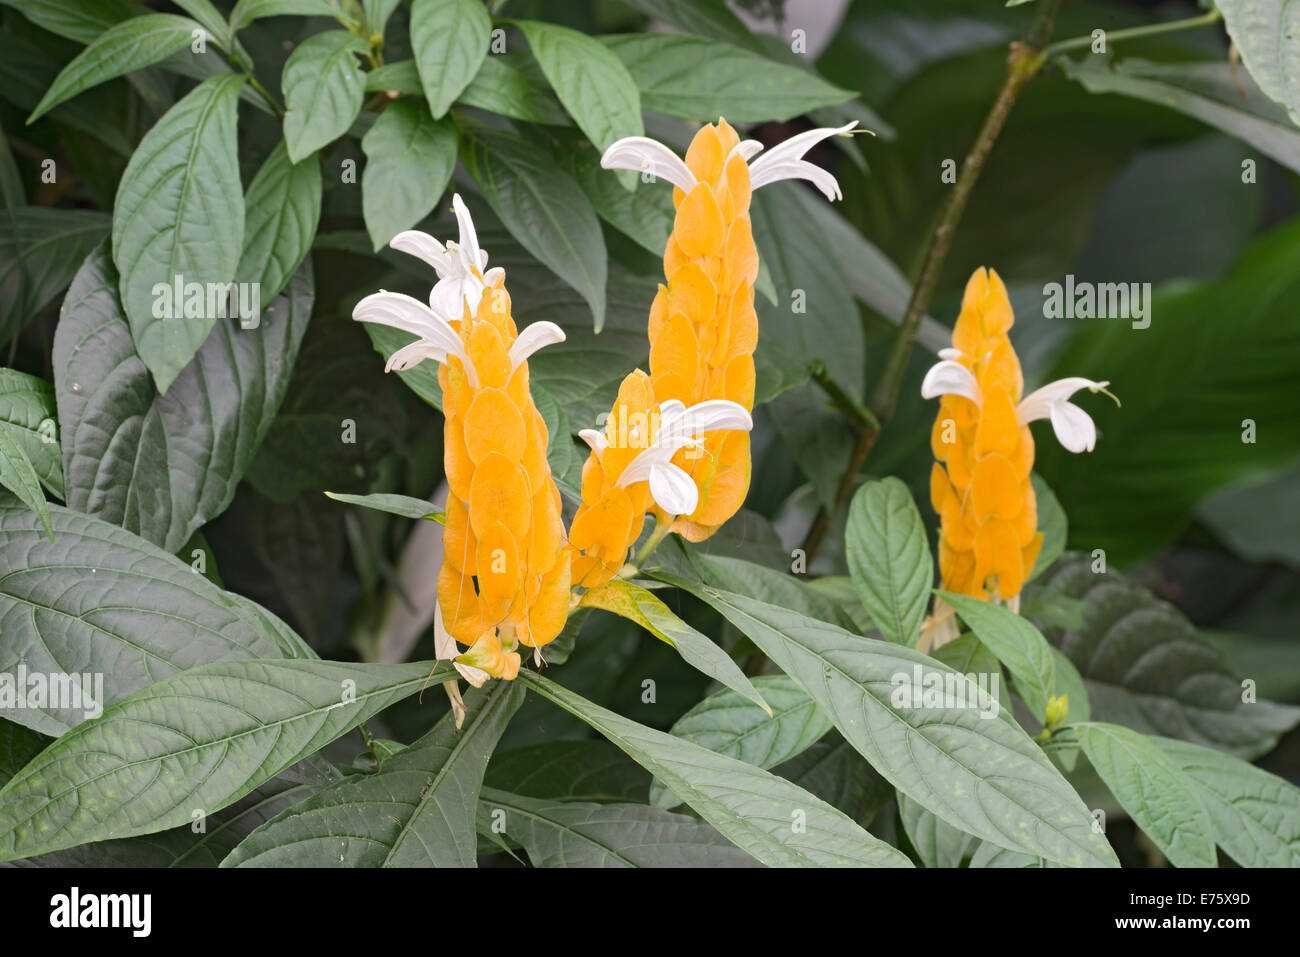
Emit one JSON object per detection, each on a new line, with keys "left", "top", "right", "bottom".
{"left": 615, "top": 399, "right": 753, "bottom": 516}
{"left": 352, "top": 290, "right": 477, "bottom": 383}
{"left": 388, "top": 193, "right": 502, "bottom": 318}
{"left": 600, "top": 122, "right": 858, "bottom": 202}
{"left": 1017, "top": 377, "right": 1114, "bottom": 454}
{"left": 433, "top": 603, "right": 489, "bottom": 689}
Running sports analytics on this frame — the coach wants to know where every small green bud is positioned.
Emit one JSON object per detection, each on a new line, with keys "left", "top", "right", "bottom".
{"left": 1045, "top": 693, "right": 1069, "bottom": 728}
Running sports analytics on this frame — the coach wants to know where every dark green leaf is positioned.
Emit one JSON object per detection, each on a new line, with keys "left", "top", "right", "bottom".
{"left": 282, "top": 30, "right": 368, "bottom": 163}
{"left": 236, "top": 141, "right": 321, "bottom": 302}
{"left": 408, "top": 0, "right": 490, "bottom": 119}
{"left": 360, "top": 97, "right": 457, "bottom": 251}
{"left": 846, "top": 477, "right": 932, "bottom": 646}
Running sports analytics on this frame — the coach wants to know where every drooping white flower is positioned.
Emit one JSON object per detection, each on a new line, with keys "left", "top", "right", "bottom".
{"left": 920, "top": 350, "right": 1114, "bottom": 455}
{"left": 1016, "top": 377, "right": 1115, "bottom": 454}
{"left": 600, "top": 122, "right": 858, "bottom": 202}
{"left": 389, "top": 194, "right": 503, "bottom": 318}
{"left": 433, "top": 602, "right": 489, "bottom": 689}
{"left": 614, "top": 399, "right": 753, "bottom": 516}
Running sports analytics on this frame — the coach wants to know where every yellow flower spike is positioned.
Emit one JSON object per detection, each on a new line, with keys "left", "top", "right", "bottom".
{"left": 353, "top": 195, "right": 570, "bottom": 680}
{"left": 602, "top": 117, "right": 857, "bottom": 540}
{"left": 921, "top": 266, "right": 1114, "bottom": 621}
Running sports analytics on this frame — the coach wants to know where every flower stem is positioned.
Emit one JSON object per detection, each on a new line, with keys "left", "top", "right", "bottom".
{"left": 246, "top": 74, "right": 283, "bottom": 117}
{"left": 631, "top": 520, "right": 673, "bottom": 568}
{"left": 1043, "top": 8, "right": 1221, "bottom": 57}
{"left": 798, "top": 0, "right": 1062, "bottom": 564}
{"left": 811, "top": 360, "right": 880, "bottom": 432}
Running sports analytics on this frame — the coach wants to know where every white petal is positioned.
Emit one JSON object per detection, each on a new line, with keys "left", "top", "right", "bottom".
{"left": 430, "top": 275, "right": 481, "bottom": 318}
{"left": 352, "top": 291, "right": 474, "bottom": 385}
{"left": 601, "top": 136, "right": 696, "bottom": 192}
{"left": 433, "top": 604, "right": 491, "bottom": 687}
{"left": 658, "top": 399, "right": 752, "bottom": 450}
{"left": 616, "top": 449, "right": 657, "bottom": 488}
{"left": 579, "top": 429, "right": 608, "bottom": 454}
{"left": 748, "top": 121, "right": 856, "bottom": 199}
{"left": 451, "top": 194, "right": 485, "bottom": 274}
{"left": 508, "top": 321, "right": 566, "bottom": 368}
{"left": 657, "top": 399, "right": 687, "bottom": 421}
{"left": 1048, "top": 402, "right": 1097, "bottom": 453}
{"left": 938, "top": 348, "right": 964, "bottom": 360}
{"left": 920, "top": 359, "right": 980, "bottom": 403}
{"left": 482, "top": 266, "right": 504, "bottom": 286}
{"left": 1017, "top": 377, "right": 1109, "bottom": 425}
{"left": 389, "top": 230, "right": 452, "bottom": 272}
{"left": 385, "top": 340, "right": 444, "bottom": 372}
{"left": 732, "top": 139, "right": 764, "bottom": 161}
{"left": 648, "top": 463, "right": 698, "bottom": 516}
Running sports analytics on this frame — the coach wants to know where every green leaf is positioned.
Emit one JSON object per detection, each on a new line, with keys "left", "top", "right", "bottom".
{"left": 461, "top": 125, "right": 607, "bottom": 330}
{"left": 324, "top": 490, "right": 444, "bottom": 522}
{"left": 222, "top": 680, "right": 520, "bottom": 867}
{"left": 1215, "top": 0, "right": 1300, "bottom": 124}
{"left": 581, "top": 578, "right": 769, "bottom": 715}
{"left": 940, "top": 591, "right": 1056, "bottom": 722}
{"left": 600, "top": 33, "right": 855, "bottom": 123}
{"left": 516, "top": 20, "right": 643, "bottom": 189}
{"left": 520, "top": 672, "right": 912, "bottom": 867}
{"left": 0, "top": 0, "right": 143, "bottom": 45}
{"left": 365, "top": 56, "right": 570, "bottom": 126}
{"left": 55, "top": 245, "right": 314, "bottom": 553}
{"left": 235, "top": 140, "right": 321, "bottom": 302}
{"left": 1038, "top": 221, "right": 1300, "bottom": 561}
{"left": 408, "top": 0, "right": 490, "bottom": 119}
{"left": 0, "top": 369, "right": 61, "bottom": 499}
{"left": 360, "top": 97, "right": 457, "bottom": 251}
{"left": 898, "top": 793, "right": 980, "bottom": 868}
{"left": 484, "top": 740, "right": 650, "bottom": 803}
{"left": 1059, "top": 57, "right": 1300, "bottom": 174}
{"left": 282, "top": 30, "right": 368, "bottom": 164}
{"left": 0, "top": 503, "right": 313, "bottom": 736}
{"left": 0, "top": 427, "right": 52, "bottom": 540}
{"left": 566, "top": 141, "right": 673, "bottom": 256}
{"left": 478, "top": 787, "right": 755, "bottom": 867}
{"left": 27, "top": 14, "right": 200, "bottom": 124}
{"left": 1152, "top": 735, "right": 1300, "bottom": 868}
{"left": 111, "top": 74, "right": 246, "bottom": 393}
{"left": 1076, "top": 722, "right": 1217, "bottom": 868}
{"left": 666, "top": 579, "right": 1119, "bottom": 867}
{"left": 651, "top": 676, "right": 832, "bottom": 809}
{"left": 0, "top": 207, "right": 110, "bottom": 342}
{"left": 846, "top": 478, "right": 932, "bottom": 646}
{"left": 230, "top": 0, "right": 342, "bottom": 33}
{"left": 1029, "top": 555, "right": 1300, "bottom": 758}
{"left": 772, "top": 735, "right": 893, "bottom": 827}
{"left": 0, "top": 658, "right": 450, "bottom": 862}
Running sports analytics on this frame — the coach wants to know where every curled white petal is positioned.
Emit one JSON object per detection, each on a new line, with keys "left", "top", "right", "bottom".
{"left": 508, "top": 321, "right": 566, "bottom": 369}
{"left": 659, "top": 398, "right": 752, "bottom": 448}
{"left": 938, "top": 347, "right": 964, "bottom": 361}
{"left": 385, "top": 340, "right": 444, "bottom": 372}
{"left": 1049, "top": 402, "right": 1097, "bottom": 453}
{"left": 920, "top": 359, "right": 980, "bottom": 403}
{"left": 389, "top": 230, "right": 452, "bottom": 272}
{"left": 748, "top": 121, "right": 856, "bottom": 199}
{"left": 579, "top": 429, "right": 608, "bottom": 454}
{"left": 648, "top": 463, "right": 698, "bottom": 516}
{"left": 601, "top": 136, "right": 696, "bottom": 192}
{"left": 732, "top": 139, "right": 765, "bottom": 161}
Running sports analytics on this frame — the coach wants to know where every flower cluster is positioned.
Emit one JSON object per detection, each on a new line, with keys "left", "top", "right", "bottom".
{"left": 354, "top": 197, "right": 570, "bottom": 681}
{"left": 602, "top": 118, "right": 856, "bottom": 540}
{"left": 922, "top": 267, "right": 1112, "bottom": 606}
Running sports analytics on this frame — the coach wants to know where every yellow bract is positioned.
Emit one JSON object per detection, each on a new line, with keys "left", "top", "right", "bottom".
{"left": 649, "top": 119, "right": 757, "bottom": 541}
{"left": 931, "top": 268, "right": 1042, "bottom": 601}
{"left": 438, "top": 276, "right": 570, "bottom": 679}
{"left": 568, "top": 370, "right": 656, "bottom": 588}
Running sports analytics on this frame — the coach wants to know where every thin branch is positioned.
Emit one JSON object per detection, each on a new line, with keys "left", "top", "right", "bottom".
{"left": 810, "top": 360, "right": 880, "bottom": 432}
{"left": 798, "top": 0, "right": 1062, "bottom": 565}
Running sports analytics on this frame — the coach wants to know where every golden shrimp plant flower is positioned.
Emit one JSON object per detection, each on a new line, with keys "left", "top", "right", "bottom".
{"left": 568, "top": 369, "right": 754, "bottom": 589}
{"left": 353, "top": 196, "right": 570, "bottom": 681}
{"left": 922, "top": 267, "right": 1112, "bottom": 608}
{"left": 601, "top": 117, "right": 855, "bottom": 541}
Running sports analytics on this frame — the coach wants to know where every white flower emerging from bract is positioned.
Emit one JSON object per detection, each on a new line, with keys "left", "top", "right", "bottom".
{"left": 921, "top": 354, "right": 1113, "bottom": 455}
{"left": 389, "top": 193, "right": 503, "bottom": 318}
{"left": 607, "top": 399, "right": 753, "bottom": 516}
{"left": 600, "top": 122, "right": 858, "bottom": 202}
